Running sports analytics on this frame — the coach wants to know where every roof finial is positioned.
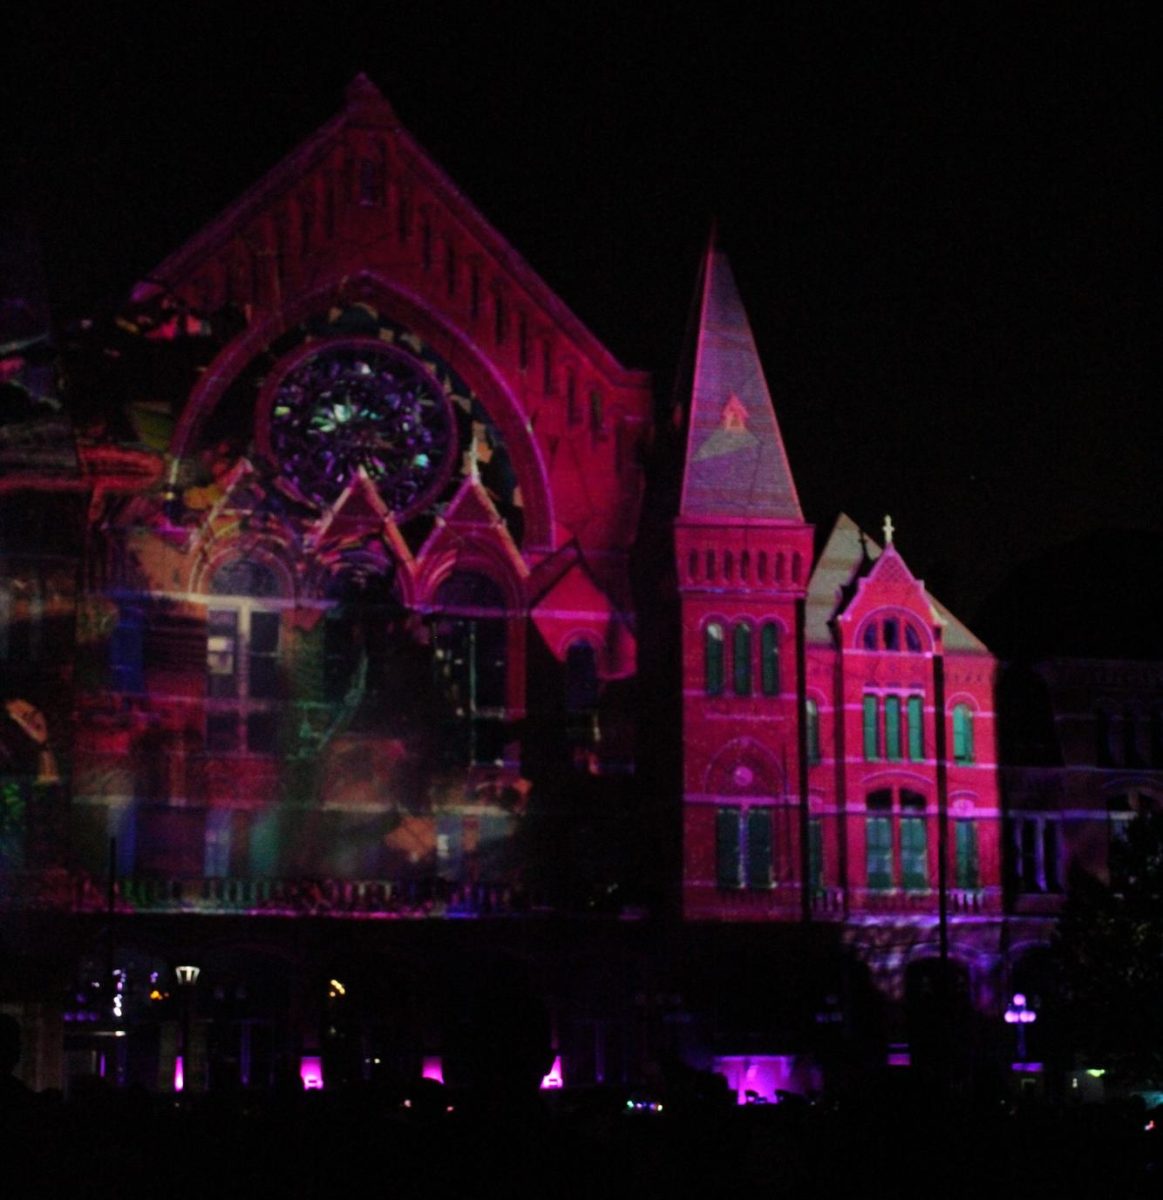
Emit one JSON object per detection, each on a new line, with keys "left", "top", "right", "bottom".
{"left": 883, "top": 514, "right": 895, "bottom": 545}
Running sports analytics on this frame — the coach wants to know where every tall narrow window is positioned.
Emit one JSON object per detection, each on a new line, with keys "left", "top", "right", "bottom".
{"left": 954, "top": 820, "right": 978, "bottom": 889}
{"left": 808, "top": 817, "right": 823, "bottom": 889}
{"left": 866, "top": 790, "right": 893, "bottom": 890}
{"left": 1042, "top": 821, "right": 1061, "bottom": 892}
{"left": 207, "top": 559, "right": 283, "bottom": 754}
{"left": 109, "top": 605, "right": 145, "bottom": 694}
{"left": 952, "top": 704, "right": 974, "bottom": 763}
{"left": 732, "top": 622, "right": 752, "bottom": 696}
{"left": 760, "top": 623, "right": 780, "bottom": 696}
{"left": 716, "top": 807, "right": 742, "bottom": 888}
{"left": 900, "top": 790, "right": 927, "bottom": 890}
{"left": 883, "top": 618, "right": 900, "bottom": 651}
{"left": 863, "top": 695, "right": 880, "bottom": 760}
{"left": 905, "top": 623, "right": 922, "bottom": 652}
{"left": 907, "top": 695, "right": 925, "bottom": 761}
{"left": 885, "top": 695, "right": 902, "bottom": 761}
{"left": 565, "top": 641, "right": 600, "bottom": 762}
{"left": 705, "top": 623, "right": 724, "bottom": 696}
{"left": 805, "top": 699, "right": 821, "bottom": 764}
{"left": 746, "top": 809, "right": 773, "bottom": 888}
{"left": 863, "top": 624, "right": 877, "bottom": 650}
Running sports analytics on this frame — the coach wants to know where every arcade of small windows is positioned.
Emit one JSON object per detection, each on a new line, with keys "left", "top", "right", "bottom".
{"left": 704, "top": 620, "right": 781, "bottom": 698}
{"left": 862, "top": 694, "right": 926, "bottom": 762}
{"left": 716, "top": 805, "right": 774, "bottom": 889}
{"left": 205, "top": 559, "right": 285, "bottom": 755}
{"left": 865, "top": 788, "right": 929, "bottom": 891}
{"left": 861, "top": 616, "right": 924, "bottom": 653}
{"left": 1008, "top": 815, "right": 1062, "bottom": 894}
{"left": 1096, "top": 708, "right": 1163, "bottom": 768}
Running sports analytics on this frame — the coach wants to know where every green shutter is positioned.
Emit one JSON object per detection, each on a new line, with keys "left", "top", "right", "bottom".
{"left": 866, "top": 816, "right": 892, "bottom": 889}
{"left": 955, "top": 820, "right": 979, "bottom": 889}
{"left": 760, "top": 623, "right": 780, "bottom": 696}
{"left": 746, "top": 809, "right": 773, "bottom": 888}
{"left": 907, "top": 695, "right": 924, "bottom": 760}
{"left": 705, "top": 623, "right": 724, "bottom": 696}
{"left": 901, "top": 817, "right": 928, "bottom": 890}
{"left": 716, "top": 807, "right": 741, "bottom": 888}
{"left": 885, "top": 696, "right": 901, "bottom": 761}
{"left": 863, "top": 695, "right": 880, "bottom": 760}
{"left": 733, "top": 622, "right": 752, "bottom": 696}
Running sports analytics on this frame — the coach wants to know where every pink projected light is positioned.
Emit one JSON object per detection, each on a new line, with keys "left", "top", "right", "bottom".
{"left": 540, "top": 1055, "right": 564, "bottom": 1089}
{"left": 173, "top": 1055, "right": 184, "bottom": 1092}
{"left": 421, "top": 1055, "right": 445, "bottom": 1084}
{"left": 300, "top": 1056, "right": 324, "bottom": 1090}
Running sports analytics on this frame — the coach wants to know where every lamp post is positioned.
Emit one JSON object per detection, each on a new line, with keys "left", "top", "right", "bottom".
{"left": 175, "top": 964, "right": 200, "bottom": 1092}
{"left": 1004, "top": 992, "right": 1037, "bottom": 1063}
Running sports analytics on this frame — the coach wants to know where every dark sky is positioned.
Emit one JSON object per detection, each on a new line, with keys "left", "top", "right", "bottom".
{"left": 4, "top": 2, "right": 1155, "bottom": 623}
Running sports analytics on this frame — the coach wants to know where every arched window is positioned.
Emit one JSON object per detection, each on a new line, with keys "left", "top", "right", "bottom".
{"left": 905, "top": 623, "right": 922, "bottom": 652}
{"left": 433, "top": 572, "right": 508, "bottom": 714}
{"left": 757, "top": 551, "right": 768, "bottom": 582}
{"left": 866, "top": 790, "right": 893, "bottom": 890}
{"left": 565, "top": 640, "right": 600, "bottom": 763}
{"left": 900, "top": 790, "right": 928, "bottom": 890}
{"left": 732, "top": 622, "right": 752, "bottom": 696}
{"left": 952, "top": 704, "right": 975, "bottom": 764}
{"left": 760, "top": 622, "right": 779, "bottom": 696}
{"left": 705, "top": 622, "right": 725, "bottom": 696}
{"left": 883, "top": 618, "right": 900, "bottom": 652}
{"left": 723, "top": 550, "right": 734, "bottom": 581}
{"left": 863, "top": 623, "right": 877, "bottom": 650}
{"left": 740, "top": 550, "right": 750, "bottom": 581}
{"left": 805, "top": 699, "right": 821, "bottom": 764}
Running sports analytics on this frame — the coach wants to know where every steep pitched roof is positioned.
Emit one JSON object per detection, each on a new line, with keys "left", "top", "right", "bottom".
{"left": 678, "top": 244, "right": 802, "bottom": 521}
{"left": 129, "top": 75, "right": 641, "bottom": 386}
{"left": 806, "top": 513, "right": 988, "bottom": 653}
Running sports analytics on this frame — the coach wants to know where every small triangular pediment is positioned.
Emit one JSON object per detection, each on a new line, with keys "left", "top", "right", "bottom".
{"left": 307, "top": 469, "right": 414, "bottom": 569}
{"left": 415, "top": 476, "right": 528, "bottom": 598}
{"left": 531, "top": 557, "right": 636, "bottom": 677}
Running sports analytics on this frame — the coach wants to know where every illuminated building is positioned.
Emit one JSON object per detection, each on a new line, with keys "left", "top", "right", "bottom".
{"left": 1, "top": 77, "right": 1150, "bottom": 1094}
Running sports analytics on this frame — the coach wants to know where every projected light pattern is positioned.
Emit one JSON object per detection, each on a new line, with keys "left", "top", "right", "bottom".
{"left": 268, "top": 341, "right": 455, "bottom": 516}
{"left": 300, "top": 1056, "right": 324, "bottom": 1089}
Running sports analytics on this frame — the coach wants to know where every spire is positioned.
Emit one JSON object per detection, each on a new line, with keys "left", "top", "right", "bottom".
{"left": 678, "top": 239, "right": 802, "bottom": 521}
{"left": 344, "top": 73, "right": 398, "bottom": 126}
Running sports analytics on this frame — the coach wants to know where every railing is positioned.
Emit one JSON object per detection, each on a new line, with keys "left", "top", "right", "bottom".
{"left": 0, "top": 870, "right": 536, "bottom": 918}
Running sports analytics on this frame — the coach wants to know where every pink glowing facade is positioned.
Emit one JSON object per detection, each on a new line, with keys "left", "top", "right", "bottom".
{"left": 2, "top": 75, "right": 1114, "bottom": 1096}
{"left": 676, "top": 251, "right": 1000, "bottom": 931}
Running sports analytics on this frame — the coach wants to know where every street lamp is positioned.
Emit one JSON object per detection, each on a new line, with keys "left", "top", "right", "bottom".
{"left": 175, "top": 965, "right": 200, "bottom": 1092}
{"left": 1004, "top": 992, "right": 1037, "bottom": 1063}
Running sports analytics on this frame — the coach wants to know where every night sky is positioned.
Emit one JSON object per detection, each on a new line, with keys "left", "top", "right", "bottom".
{"left": 4, "top": 3, "right": 1155, "bottom": 624}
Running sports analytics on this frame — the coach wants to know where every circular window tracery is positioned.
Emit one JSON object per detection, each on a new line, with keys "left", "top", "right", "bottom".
{"left": 259, "top": 339, "right": 456, "bottom": 519}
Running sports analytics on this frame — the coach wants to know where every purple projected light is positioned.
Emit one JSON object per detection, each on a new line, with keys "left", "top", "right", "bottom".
{"left": 300, "top": 1056, "right": 324, "bottom": 1090}
{"left": 421, "top": 1055, "right": 445, "bottom": 1084}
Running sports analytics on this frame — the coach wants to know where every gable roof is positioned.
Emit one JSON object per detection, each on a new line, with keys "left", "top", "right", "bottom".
{"left": 806, "top": 513, "right": 988, "bottom": 653}
{"left": 130, "top": 76, "right": 644, "bottom": 387}
{"left": 678, "top": 243, "right": 802, "bottom": 521}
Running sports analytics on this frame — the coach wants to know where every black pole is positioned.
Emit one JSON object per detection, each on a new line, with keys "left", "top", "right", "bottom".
{"left": 797, "top": 595, "right": 811, "bottom": 924}
{"left": 932, "top": 640, "right": 951, "bottom": 1092}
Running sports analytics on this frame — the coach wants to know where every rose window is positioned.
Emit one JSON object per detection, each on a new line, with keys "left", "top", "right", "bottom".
{"left": 261, "top": 340, "right": 456, "bottom": 518}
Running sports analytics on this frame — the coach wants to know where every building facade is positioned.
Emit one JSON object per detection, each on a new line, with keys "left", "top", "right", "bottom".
{"left": 1, "top": 78, "right": 1150, "bottom": 1093}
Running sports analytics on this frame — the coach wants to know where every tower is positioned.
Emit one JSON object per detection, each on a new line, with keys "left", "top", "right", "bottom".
{"left": 674, "top": 244, "right": 814, "bottom": 918}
